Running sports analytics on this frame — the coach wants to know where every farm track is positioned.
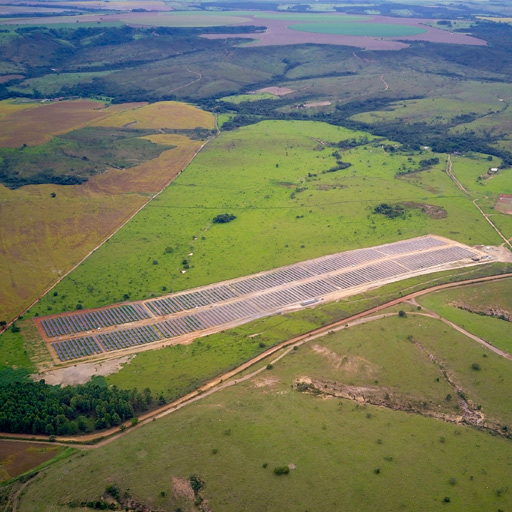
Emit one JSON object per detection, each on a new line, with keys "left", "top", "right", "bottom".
{"left": 446, "top": 155, "right": 512, "bottom": 250}
{"left": 2, "top": 271, "right": 511, "bottom": 449}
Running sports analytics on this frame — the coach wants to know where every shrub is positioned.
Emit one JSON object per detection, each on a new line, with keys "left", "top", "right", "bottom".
{"left": 273, "top": 466, "right": 290, "bottom": 475}
{"left": 213, "top": 213, "right": 236, "bottom": 224}
{"left": 471, "top": 363, "right": 481, "bottom": 371}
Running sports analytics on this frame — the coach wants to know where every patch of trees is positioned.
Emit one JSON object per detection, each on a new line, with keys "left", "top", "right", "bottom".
{"left": 419, "top": 157, "right": 440, "bottom": 169}
{"left": 0, "top": 169, "right": 86, "bottom": 190}
{"left": 213, "top": 213, "right": 236, "bottom": 224}
{"left": 374, "top": 203, "right": 406, "bottom": 219}
{"left": 0, "top": 380, "right": 156, "bottom": 435}
{"left": 323, "top": 161, "right": 351, "bottom": 173}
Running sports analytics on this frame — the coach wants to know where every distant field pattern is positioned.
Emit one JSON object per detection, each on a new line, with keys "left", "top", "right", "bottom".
{"left": 287, "top": 22, "right": 427, "bottom": 37}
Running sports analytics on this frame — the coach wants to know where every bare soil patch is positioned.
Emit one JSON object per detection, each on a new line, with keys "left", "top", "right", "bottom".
{"left": 495, "top": 194, "right": 512, "bottom": 214}
{"left": 172, "top": 476, "right": 195, "bottom": 502}
{"left": 0, "top": 441, "right": 59, "bottom": 482}
{"left": 254, "top": 86, "right": 295, "bottom": 96}
{"left": 33, "top": 355, "right": 133, "bottom": 386}
{"left": 303, "top": 101, "right": 332, "bottom": 108}
{"left": 202, "top": 15, "right": 486, "bottom": 50}
{"left": 252, "top": 375, "right": 280, "bottom": 388}
{"left": 311, "top": 345, "right": 378, "bottom": 377}
{"left": 400, "top": 201, "right": 447, "bottom": 219}
{"left": 0, "top": 74, "right": 24, "bottom": 84}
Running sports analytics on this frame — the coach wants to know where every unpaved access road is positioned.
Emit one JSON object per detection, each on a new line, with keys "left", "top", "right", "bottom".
{"left": 3, "top": 271, "right": 511, "bottom": 449}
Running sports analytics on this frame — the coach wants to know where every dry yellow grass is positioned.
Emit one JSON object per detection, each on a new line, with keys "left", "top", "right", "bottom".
{"left": 92, "top": 101, "right": 214, "bottom": 130}
{"left": 0, "top": 100, "right": 145, "bottom": 147}
{"left": 0, "top": 101, "right": 213, "bottom": 323}
{"left": 0, "top": 100, "right": 38, "bottom": 118}
{"left": 477, "top": 16, "right": 512, "bottom": 23}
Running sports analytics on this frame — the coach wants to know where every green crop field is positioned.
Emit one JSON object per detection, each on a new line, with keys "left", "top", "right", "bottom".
{"left": 288, "top": 22, "right": 427, "bottom": 36}
{"left": 219, "top": 92, "right": 277, "bottom": 103}
{"left": 15, "top": 314, "right": 512, "bottom": 511}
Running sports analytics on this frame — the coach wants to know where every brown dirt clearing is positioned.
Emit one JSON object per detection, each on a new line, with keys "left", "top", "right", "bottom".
{"left": 0, "top": 441, "right": 59, "bottom": 482}
{"left": 32, "top": 355, "right": 133, "bottom": 386}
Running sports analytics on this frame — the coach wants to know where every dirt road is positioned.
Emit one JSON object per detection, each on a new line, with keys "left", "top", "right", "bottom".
{"left": 3, "top": 271, "right": 511, "bottom": 449}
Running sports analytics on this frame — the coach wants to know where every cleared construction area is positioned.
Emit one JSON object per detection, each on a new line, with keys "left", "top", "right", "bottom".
{"left": 35, "top": 235, "right": 487, "bottom": 364}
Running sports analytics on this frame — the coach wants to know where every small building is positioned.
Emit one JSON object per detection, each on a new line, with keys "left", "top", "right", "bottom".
{"left": 489, "top": 167, "right": 499, "bottom": 174}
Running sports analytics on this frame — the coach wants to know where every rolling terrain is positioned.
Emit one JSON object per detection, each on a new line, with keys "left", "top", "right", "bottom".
{"left": 0, "top": 1, "right": 511, "bottom": 510}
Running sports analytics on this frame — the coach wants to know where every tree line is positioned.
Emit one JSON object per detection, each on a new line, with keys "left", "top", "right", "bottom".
{"left": 0, "top": 380, "right": 158, "bottom": 436}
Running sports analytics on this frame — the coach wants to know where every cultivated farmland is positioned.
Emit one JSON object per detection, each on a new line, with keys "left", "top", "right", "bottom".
{"left": 0, "top": 100, "right": 214, "bottom": 324}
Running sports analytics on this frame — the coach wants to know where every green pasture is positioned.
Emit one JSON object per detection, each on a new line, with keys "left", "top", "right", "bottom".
{"left": 287, "top": 21, "right": 426, "bottom": 37}
{"left": 106, "top": 314, "right": 318, "bottom": 400}
{"left": 8, "top": 71, "right": 113, "bottom": 97}
{"left": 418, "top": 278, "right": 512, "bottom": 355}
{"left": 219, "top": 92, "right": 277, "bottom": 103}
{"left": 17, "top": 315, "right": 512, "bottom": 512}
{"left": 450, "top": 154, "right": 512, "bottom": 199}
{"left": 351, "top": 97, "right": 501, "bottom": 126}
{"left": 25, "top": 120, "right": 501, "bottom": 316}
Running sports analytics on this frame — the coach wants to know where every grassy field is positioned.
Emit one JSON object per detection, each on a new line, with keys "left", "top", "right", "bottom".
{"left": 15, "top": 314, "right": 512, "bottom": 511}
{"left": 23, "top": 120, "right": 502, "bottom": 321}
{"left": 0, "top": 100, "right": 214, "bottom": 325}
{"left": 418, "top": 278, "right": 512, "bottom": 354}
{"left": 8, "top": 71, "right": 113, "bottom": 97}
{"left": 351, "top": 97, "right": 503, "bottom": 126}
{"left": 219, "top": 92, "right": 277, "bottom": 103}
{"left": 288, "top": 22, "right": 426, "bottom": 37}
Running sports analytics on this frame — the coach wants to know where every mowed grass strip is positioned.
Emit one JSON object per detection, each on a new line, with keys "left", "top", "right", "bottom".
{"left": 17, "top": 314, "right": 512, "bottom": 512}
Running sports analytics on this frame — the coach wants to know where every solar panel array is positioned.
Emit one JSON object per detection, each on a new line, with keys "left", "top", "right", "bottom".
{"left": 146, "top": 285, "right": 237, "bottom": 316}
{"left": 52, "top": 336, "right": 102, "bottom": 362}
{"left": 44, "top": 236, "right": 481, "bottom": 362}
{"left": 377, "top": 236, "right": 446, "bottom": 256}
{"left": 327, "top": 260, "right": 406, "bottom": 289}
{"left": 396, "top": 246, "right": 476, "bottom": 271}
{"left": 230, "top": 266, "right": 313, "bottom": 294}
{"left": 41, "top": 304, "right": 150, "bottom": 338}
{"left": 302, "top": 248, "right": 383, "bottom": 275}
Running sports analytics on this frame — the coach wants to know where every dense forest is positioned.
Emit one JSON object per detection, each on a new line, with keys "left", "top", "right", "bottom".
{"left": 0, "top": 380, "right": 159, "bottom": 435}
